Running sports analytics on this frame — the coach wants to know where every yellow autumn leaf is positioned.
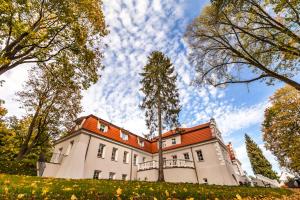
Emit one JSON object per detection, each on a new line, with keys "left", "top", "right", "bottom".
{"left": 31, "top": 182, "right": 37, "bottom": 188}
{"left": 236, "top": 194, "right": 242, "bottom": 200}
{"left": 63, "top": 187, "right": 73, "bottom": 191}
{"left": 17, "top": 194, "right": 25, "bottom": 199}
{"left": 186, "top": 198, "right": 194, "bottom": 200}
{"left": 165, "top": 190, "right": 169, "bottom": 197}
{"left": 183, "top": 188, "right": 188, "bottom": 192}
{"left": 153, "top": 197, "right": 158, "bottom": 200}
{"left": 71, "top": 194, "right": 77, "bottom": 200}
{"left": 116, "top": 187, "right": 122, "bottom": 196}
{"left": 42, "top": 187, "right": 49, "bottom": 195}
{"left": 4, "top": 187, "right": 8, "bottom": 194}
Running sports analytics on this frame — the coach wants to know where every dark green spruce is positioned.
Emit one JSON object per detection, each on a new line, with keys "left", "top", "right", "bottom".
{"left": 245, "top": 134, "right": 278, "bottom": 180}
{"left": 140, "top": 51, "right": 181, "bottom": 182}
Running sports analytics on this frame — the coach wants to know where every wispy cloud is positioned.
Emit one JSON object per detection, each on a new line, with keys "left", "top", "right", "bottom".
{"left": 0, "top": 0, "right": 276, "bottom": 175}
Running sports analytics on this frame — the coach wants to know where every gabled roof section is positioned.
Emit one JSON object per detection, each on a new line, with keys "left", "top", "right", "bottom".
{"left": 67, "top": 114, "right": 215, "bottom": 153}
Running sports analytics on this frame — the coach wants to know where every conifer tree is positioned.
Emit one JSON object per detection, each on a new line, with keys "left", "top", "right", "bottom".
{"left": 140, "top": 51, "right": 181, "bottom": 182}
{"left": 245, "top": 134, "right": 277, "bottom": 180}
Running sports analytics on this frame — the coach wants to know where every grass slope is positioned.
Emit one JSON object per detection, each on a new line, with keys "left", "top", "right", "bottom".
{"left": 0, "top": 173, "right": 295, "bottom": 200}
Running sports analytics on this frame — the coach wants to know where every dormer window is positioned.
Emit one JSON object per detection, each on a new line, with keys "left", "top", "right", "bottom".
{"left": 97, "top": 121, "right": 108, "bottom": 132}
{"left": 120, "top": 131, "right": 128, "bottom": 141}
{"left": 157, "top": 140, "right": 167, "bottom": 148}
{"left": 171, "top": 138, "right": 176, "bottom": 145}
{"left": 138, "top": 138, "right": 144, "bottom": 147}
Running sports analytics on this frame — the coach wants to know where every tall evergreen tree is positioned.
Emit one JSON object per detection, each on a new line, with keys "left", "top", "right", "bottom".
{"left": 140, "top": 51, "right": 181, "bottom": 182}
{"left": 245, "top": 134, "right": 277, "bottom": 180}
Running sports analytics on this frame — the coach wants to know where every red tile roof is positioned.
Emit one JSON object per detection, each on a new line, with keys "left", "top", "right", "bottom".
{"left": 75, "top": 114, "right": 215, "bottom": 153}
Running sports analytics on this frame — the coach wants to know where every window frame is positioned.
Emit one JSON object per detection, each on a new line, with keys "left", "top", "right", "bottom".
{"left": 97, "top": 143, "right": 106, "bottom": 158}
{"left": 196, "top": 150, "right": 204, "bottom": 161}
{"left": 171, "top": 138, "right": 176, "bottom": 145}
{"left": 183, "top": 153, "right": 190, "bottom": 160}
{"left": 98, "top": 123, "right": 108, "bottom": 132}
{"left": 133, "top": 154, "right": 138, "bottom": 166}
{"left": 93, "top": 170, "right": 101, "bottom": 179}
{"left": 122, "top": 174, "right": 127, "bottom": 180}
{"left": 109, "top": 172, "right": 115, "bottom": 180}
{"left": 120, "top": 131, "right": 129, "bottom": 141}
{"left": 111, "top": 147, "right": 118, "bottom": 161}
{"left": 123, "top": 151, "right": 129, "bottom": 163}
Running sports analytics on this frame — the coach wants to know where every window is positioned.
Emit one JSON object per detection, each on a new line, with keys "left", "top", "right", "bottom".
{"left": 65, "top": 141, "right": 74, "bottom": 155}
{"left": 133, "top": 154, "right": 138, "bottom": 165}
{"left": 109, "top": 172, "right": 115, "bottom": 180}
{"left": 162, "top": 140, "right": 166, "bottom": 148}
{"left": 183, "top": 153, "right": 190, "bottom": 160}
{"left": 171, "top": 138, "right": 176, "bottom": 145}
{"left": 196, "top": 150, "right": 204, "bottom": 161}
{"left": 122, "top": 174, "right": 127, "bottom": 180}
{"left": 97, "top": 121, "right": 108, "bottom": 132}
{"left": 93, "top": 170, "right": 101, "bottom": 179}
{"left": 111, "top": 148, "right": 118, "bottom": 161}
{"left": 120, "top": 131, "right": 128, "bottom": 141}
{"left": 138, "top": 138, "right": 144, "bottom": 147}
{"left": 203, "top": 178, "right": 208, "bottom": 184}
{"left": 97, "top": 144, "right": 106, "bottom": 158}
{"left": 58, "top": 147, "right": 63, "bottom": 154}
{"left": 142, "top": 157, "right": 146, "bottom": 163}
{"left": 123, "top": 151, "right": 129, "bottom": 163}
{"left": 172, "top": 155, "right": 177, "bottom": 165}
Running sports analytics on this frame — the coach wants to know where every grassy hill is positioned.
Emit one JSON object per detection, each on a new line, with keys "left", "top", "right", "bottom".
{"left": 0, "top": 173, "right": 296, "bottom": 200}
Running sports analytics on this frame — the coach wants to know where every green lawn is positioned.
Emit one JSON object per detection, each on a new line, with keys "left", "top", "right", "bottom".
{"left": 0, "top": 173, "right": 294, "bottom": 200}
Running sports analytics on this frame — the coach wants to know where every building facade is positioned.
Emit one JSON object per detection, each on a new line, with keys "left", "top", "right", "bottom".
{"left": 41, "top": 115, "right": 245, "bottom": 185}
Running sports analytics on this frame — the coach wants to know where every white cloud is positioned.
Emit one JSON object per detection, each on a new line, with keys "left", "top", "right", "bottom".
{"left": 0, "top": 0, "right": 270, "bottom": 147}
{"left": 215, "top": 102, "right": 268, "bottom": 136}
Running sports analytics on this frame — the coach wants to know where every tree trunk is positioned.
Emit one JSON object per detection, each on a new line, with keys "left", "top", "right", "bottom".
{"left": 157, "top": 97, "right": 165, "bottom": 182}
{"left": 16, "top": 103, "right": 42, "bottom": 161}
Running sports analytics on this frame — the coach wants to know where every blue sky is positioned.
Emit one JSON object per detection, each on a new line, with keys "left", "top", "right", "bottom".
{"left": 0, "top": 0, "right": 285, "bottom": 176}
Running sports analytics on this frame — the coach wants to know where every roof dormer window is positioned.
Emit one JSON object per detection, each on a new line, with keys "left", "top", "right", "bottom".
{"left": 97, "top": 121, "right": 108, "bottom": 132}
{"left": 171, "top": 138, "right": 176, "bottom": 145}
{"left": 120, "top": 131, "right": 128, "bottom": 141}
{"left": 138, "top": 138, "right": 144, "bottom": 147}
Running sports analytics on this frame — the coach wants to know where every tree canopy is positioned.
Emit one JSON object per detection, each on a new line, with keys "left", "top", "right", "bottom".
{"left": 245, "top": 134, "right": 278, "bottom": 180}
{"left": 0, "top": 0, "right": 107, "bottom": 89}
{"left": 263, "top": 85, "right": 300, "bottom": 174}
{"left": 185, "top": 0, "right": 300, "bottom": 90}
{"left": 16, "top": 66, "right": 82, "bottom": 160}
{"left": 140, "top": 51, "right": 181, "bottom": 181}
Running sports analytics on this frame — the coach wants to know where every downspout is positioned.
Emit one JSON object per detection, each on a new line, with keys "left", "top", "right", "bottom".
{"left": 84, "top": 135, "right": 92, "bottom": 161}
{"left": 190, "top": 147, "right": 200, "bottom": 184}
{"left": 130, "top": 149, "right": 133, "bottom": 180}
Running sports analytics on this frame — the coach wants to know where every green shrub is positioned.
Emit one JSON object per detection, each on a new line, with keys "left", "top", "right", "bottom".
{"left": 0, "top": 159, "right": 36, "bottom": 176}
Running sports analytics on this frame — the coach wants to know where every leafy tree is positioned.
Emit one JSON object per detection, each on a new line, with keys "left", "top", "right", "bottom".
{"left": 0, "top": 102, "right": 50, "bottom": 175}
{"left": 263, "top": 85, "right": 300, "bottom": 173}
{"left": 0, "top": 0, "right": 107, "bottom": 88}
{"left": 245, "top": 134, "right": 278, "bottom": 179}
{"left": 140, "top": 51, "right": 181, "bottom": 182}
{"left": 15, "top": 66, "right": 82, "bottom": 160}
{"left": 185, "top": 0, "right": 300, "bottom": 90}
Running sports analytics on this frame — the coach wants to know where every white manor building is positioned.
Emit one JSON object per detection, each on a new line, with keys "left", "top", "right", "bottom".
{"left": 40, "top": 114, "right": 247, "bottom": 185}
